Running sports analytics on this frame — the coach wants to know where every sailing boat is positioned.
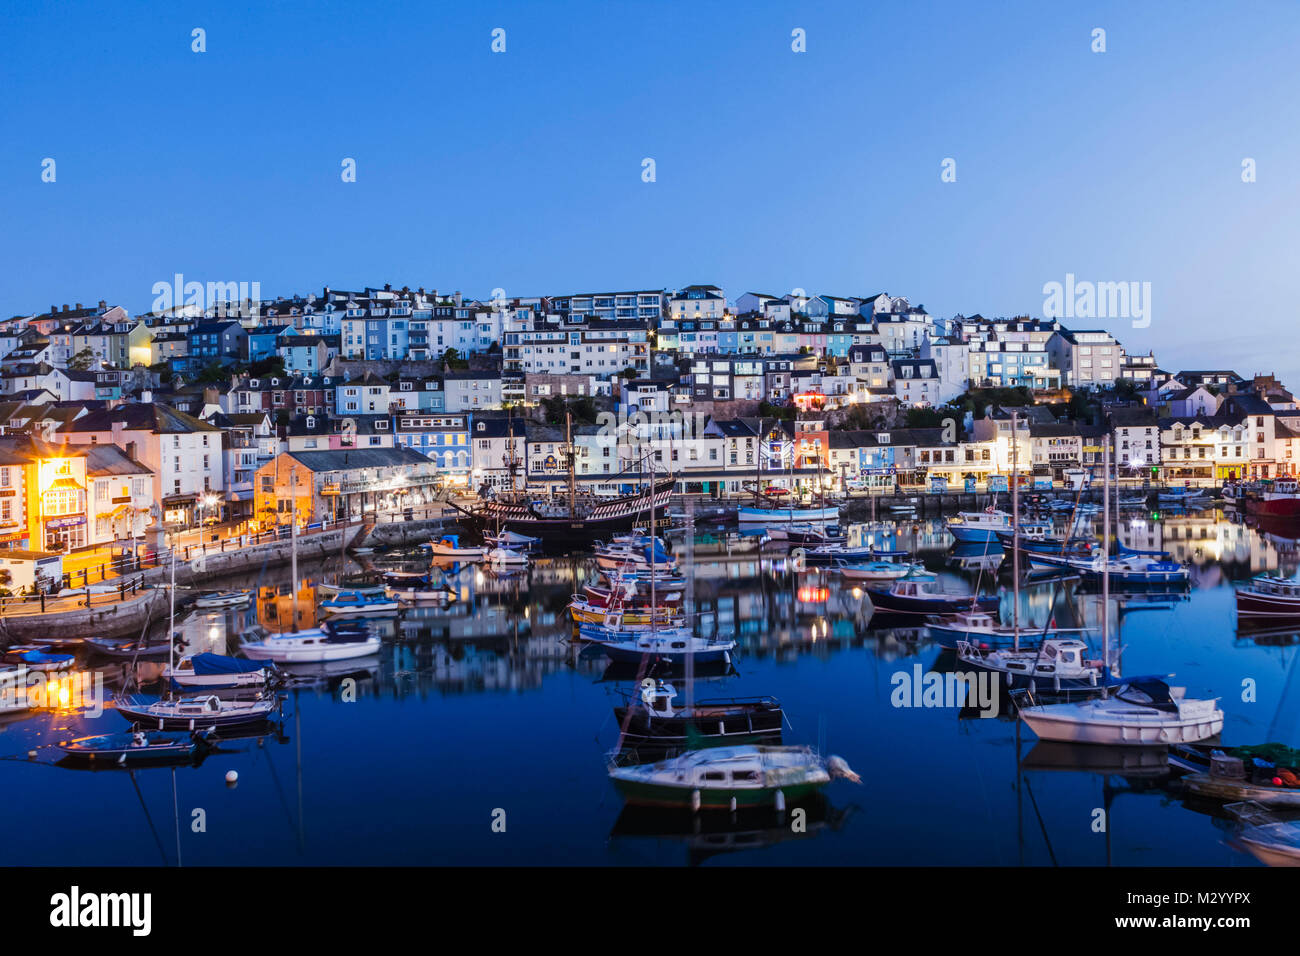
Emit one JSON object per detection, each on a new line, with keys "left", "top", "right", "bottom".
{"left": 738, "top": 418, "right": 840, "bottom": 525}
{"left": 242, "top": 465, "right": 380, "bottom": 663}
{"left": 116, "top": 541, "right": 280, "bottom": 730}
{"left": 1015, "top": 437, "right": 1224, "bottom": 745}
{"left": 600, "top": 452, "right": 735, "bottom": 666}
{"left": 449, "top": 411, "right": 674, "bottom": 549}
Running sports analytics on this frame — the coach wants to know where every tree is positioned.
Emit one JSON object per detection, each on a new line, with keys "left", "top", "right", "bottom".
{"left": 905, "top": 406, "right": 948, "bottom": 428}
{"left": 441, "top": 348, "right": 469, "bottom": 371}
{"left": 248, "top": 355, "right": 285, "bottom": 378}
{"left": 67, "top": 348, "right": 96, "bottom": 371}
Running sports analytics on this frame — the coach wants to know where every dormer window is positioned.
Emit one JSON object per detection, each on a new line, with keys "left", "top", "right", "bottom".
{"left": 306, "top": 415, "right": 316, "bottom": 429}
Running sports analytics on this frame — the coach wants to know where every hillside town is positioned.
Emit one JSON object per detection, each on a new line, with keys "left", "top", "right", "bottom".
{"left": 0, "top": 283, "right": 1292, "bottom": 585}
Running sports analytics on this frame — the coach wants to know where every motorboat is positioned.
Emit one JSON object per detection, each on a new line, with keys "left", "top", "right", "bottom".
{"left": 608, "top": 745, "right": 859, "bottom": 809}
{"left": 600, "top": 633, "right": 736, "bottom": 665}
{"left": 1236, "top": 571, "right": 1300, "bottom": 620}
{"left": 240, "top": 629, "right": 381, "bottom": 663}
{"left": 956, "top": 637, "right": 1104, "bottom": 690}
{"left": 1016, "top": 678, "right": 1223, "bottom": 745}
{"left": 424, "top": 535, "right": 486, "bottom": 560}
{"left": 946, "top": 508, "right": 1013, "bottom": 544}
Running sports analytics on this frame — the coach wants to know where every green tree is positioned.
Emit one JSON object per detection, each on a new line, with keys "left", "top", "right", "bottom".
{"left": 67, "top": 348, "right": 96, "bottom": 371}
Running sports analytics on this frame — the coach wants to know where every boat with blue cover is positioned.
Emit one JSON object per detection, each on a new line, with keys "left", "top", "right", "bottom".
{"left": 2, "top": 646, "right": 74, "bottom": 672}
{"left": 318, "top": 589, "right": 402, "bottom": 616}
{"left": 164, "top": 652, "right": 278, "bottom": 690}
{"left": 1025, "top": 547, "right": 1190, "bottom": 586}
{"left": 946, "top": 508, "right": 1013, "bottom": 543}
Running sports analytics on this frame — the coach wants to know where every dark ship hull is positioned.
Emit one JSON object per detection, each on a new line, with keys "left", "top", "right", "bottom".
{"left": 454, "top": 477, "right": 675, "bottom": 550}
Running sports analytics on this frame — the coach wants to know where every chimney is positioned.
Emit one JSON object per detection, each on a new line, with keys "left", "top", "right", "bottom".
{"left": 125, "top": 441, "right": 137, "bottom": 461}
{"left": 75, "top": 303, "right": 82, "bottom": 310}
{"left": 141, "top": 389, "right": 153, "bottom": 403}
{"left": 62, "top": 304, "right": 69, "bottom": 312}
{"left": 98, "top": 300, "right": 106, "bottom": 310}
{"left": 453, "top": 291, "right": 462, "bottom": 307}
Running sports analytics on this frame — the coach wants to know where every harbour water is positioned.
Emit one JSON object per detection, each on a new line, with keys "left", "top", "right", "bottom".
{"left": 1, "top": 508, "right": 1295, "bottom": 866}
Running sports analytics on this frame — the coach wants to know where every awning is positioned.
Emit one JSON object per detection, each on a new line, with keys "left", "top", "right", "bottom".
{"left": 47, "top": 477, "right": 84, "bottom": 491}
{"left": 227, "top": 490, "right": 253, "bottom": 502}
{"left": 95, "top": 504, "right": 130, "bottom": 519}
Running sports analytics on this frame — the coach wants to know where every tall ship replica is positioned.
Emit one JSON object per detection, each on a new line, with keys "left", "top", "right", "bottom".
{"left": 450, "top": 412, "right": 674, "bottom": 550}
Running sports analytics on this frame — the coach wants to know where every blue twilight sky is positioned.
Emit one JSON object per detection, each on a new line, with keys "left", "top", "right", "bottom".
{"left": 1, "top": 0, "right": 1297, "bottom": 382}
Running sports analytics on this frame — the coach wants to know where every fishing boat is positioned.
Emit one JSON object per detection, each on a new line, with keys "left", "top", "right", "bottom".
{"left": 56, "top": 729, "right": 212, "bottom": 767}
{"left": 1174, "top": 744, "right": 1300, "bottom": 807}
{"left": 601, "top": 633, "right": 737, "bottom": 665}
{"left": 608, "top": 745, "right": 860, "bottom": 810}
{"left": 164, "top": 652, "right": 278, "bottom": 690}
{"left": 866, "top": 578, "right": 998, "bottom": 616}
{"left": 1016, "top": 676, "right": 1223, "bottom": 745}
{"left": 193, "top": 590, "right": 250, "bottom": 609}
{"left": 2, "top": 646, "right": 74, "bottom": 672}
{"left": 946, "top": 508, "right": 1013, "bottom": 543}
{"left": 318, "top": 589, "right": 402, "bottom": 616}
{"left": 956, "top": 638, "right": 1104, "bottom": 691}
{"left": 115, "top": 693, "right": 280, "bottom": 730}
{"left": 614, "top": 679, "right": 784, "bottom": 747}
{"left": 240, "top": 629, "right": 381, "bottom": 663}
{"left": 424, "top": 535, "right": 486, "bottom": 560}
{"left": 1236, "top": 571, "right": 1300, "bottom": 619}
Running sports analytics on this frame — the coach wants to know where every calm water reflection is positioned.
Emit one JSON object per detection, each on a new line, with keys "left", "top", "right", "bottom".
{"left": 2, "top": 509, "right": 1299, "bottom": 866}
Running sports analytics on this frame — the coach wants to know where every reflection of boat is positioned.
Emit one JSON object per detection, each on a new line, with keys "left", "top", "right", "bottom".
{"left": 1016, "top": 678, "right": 1223, "bottom": 746}
{"left": 316, "top": 580, "right": 386, "bottom": 597}
{"left": 193, "top": 590, "right": 249, "bottom": 609}
{"left": 614, "top": 679, "right": 783, "bottom": 748}
{"left": 0, "top": 666, "right": 30, "bottom": 714}
{"left": 608, "top": 797, "right": 851, "bottom": 865}
{"left": 608, "top": 745, "right": 859, "bottom": 809}
{"left": 115, "top": 693, "right": 280, "bottom": 730}
{"left": 1020, "top": 740, "right": 1171, "bottom": 777}
{"left": 386, "top": 586, "right": 455, "bottom": 604}
{"left": 1226, "top": 802, "right": 1300, "bottom": 865}
{"left": 57, "top": 729, "right": 212, "bottom": 767}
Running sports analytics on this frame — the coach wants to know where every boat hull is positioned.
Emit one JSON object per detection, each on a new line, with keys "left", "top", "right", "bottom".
{"left": 613, "top": 703, "right": 784, "bottom": 747}
{"left": 611, "top": 778, "right": 826, "bottom": 809}
{"left": 1019, "top": 709, "right": 1223, "bottom": 746}
{"left": 738, "top": 506, "right": 840, "bottom": 524}
{"left": 867, "top": 590, "right": 998, "bottom": 615}
{"left": 1181, "top": 772, "right": 1300, "bottom": 807}
{"left": 1236, "top": 588, "right": 1300, "bottom": 619}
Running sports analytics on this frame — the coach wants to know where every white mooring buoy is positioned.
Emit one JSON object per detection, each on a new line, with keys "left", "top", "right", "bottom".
{"left": 225, "top": 770, "right": 239, "bottom": 786}
{"left": 774, "top": 789, "right": 786, "bottom": 814}
{"left": 691, "top": 789, "right": 701, "bottom": 812}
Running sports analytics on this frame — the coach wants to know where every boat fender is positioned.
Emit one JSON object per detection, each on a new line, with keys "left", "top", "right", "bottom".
{"left": 774, "top": 790, "right": 786, "bottom": 813}
{"left": 1273, "top": 777, "right": 1284, "bottom": 787}
{"left": 730, "top": 796, "right": 737, "bottom": 812}
{"left": 691, "top": 790, "right": 701, "bottom": 813}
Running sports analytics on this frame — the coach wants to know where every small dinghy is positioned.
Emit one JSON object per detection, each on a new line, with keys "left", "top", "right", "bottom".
{"left": 164, "top": 652, "right": 278, "bottom": 690}
{"left": 3, "top": 646, "right": 74, "bottom": 672}
{"left": 1226, "top": 802, "right": 1300, "bottom": 866}
{"left": 193, "top": 590, "right": 249, "bottom": 609}
{"left": 387, "top": 585, "right": 456, "bottom": 604}
{"left": 486, "top": 547, "right": 529, "bottom": 568}
{"left": 114, "top": 693, "right": 280, "bottom": 730}
{"left": 484, "top": 530, "right": 541, "bottom": 552}
{"left": 57, "top": 729, "right": 212, "bottom": 767}
{"left": 836, "top": 559, "right": 931, "bottom": 582}
{"left": 614, "top": 679, "right": 784, "bottom": 747}
{"left": 608, "top": 745, "right": 860, "bottom": 810}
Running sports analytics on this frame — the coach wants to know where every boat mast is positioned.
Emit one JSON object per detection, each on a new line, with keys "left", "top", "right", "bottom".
{"left": 290, "top": 464, "right": 299, "bottom": 634}
{"left": 1102, "top": 436, "right": 1111, "bottom": 676}
{"left": 168, "top": 533, "right": 176, "bottom": 695}
{"left": 565, "top": 411, "right": 576, "bottom": 518}
{"left": 1012, "top": 410, "right": 1020, "bottom": 653}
